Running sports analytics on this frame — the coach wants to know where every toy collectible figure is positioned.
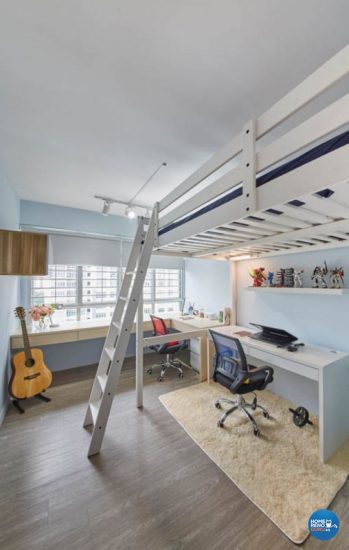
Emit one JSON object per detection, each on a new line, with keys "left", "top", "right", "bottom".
{"left": 330, "top": 267, "right": 344, "bottom": 289}
{"left": 249, "top": 267, "right": 266, "bottom": 287}
{"left": 275, "top": 268, "right": 285, "bottom": 287}
{"left": 311, "top": 261, "right": 328, "bottom": 288}
{"left": 267, "top": 271, "right": 274, "bottom": 287}
{"left": 284, "top": 268, "right": 294, "bottom": 287}
{"left": 294, "top": 269, "right": 304, "bottom": 288}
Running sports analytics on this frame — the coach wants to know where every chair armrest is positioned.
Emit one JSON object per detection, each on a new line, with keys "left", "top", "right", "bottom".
{"left": 248, "top": 366, "right": 274, "bottom": 390}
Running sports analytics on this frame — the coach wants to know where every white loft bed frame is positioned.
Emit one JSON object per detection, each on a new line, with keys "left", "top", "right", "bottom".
{"left": 153, "top": 46, "right": 349, "bottom": 261}
{"left": 85, "top": 46, "right": 349, "bottom": 458}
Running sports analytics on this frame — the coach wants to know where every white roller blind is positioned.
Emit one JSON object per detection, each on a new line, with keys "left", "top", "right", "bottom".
{"left": 49, "top": 234, "right": 184, "bottom": 269}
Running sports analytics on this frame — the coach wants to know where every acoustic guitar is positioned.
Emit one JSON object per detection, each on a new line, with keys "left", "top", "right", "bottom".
{"left": 9, "top": 307, "right": 52, "bottom": 399}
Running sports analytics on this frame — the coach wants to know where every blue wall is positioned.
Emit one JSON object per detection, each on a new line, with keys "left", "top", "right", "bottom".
{"left": 237, "top": 247, "right": 349, "bottom": 352}
{"left": 184, "top": 258, "right": 232, "bottom": 315}
{"left": 21, "top": 200, "right": 137, "bottom": 237}
{"left": 0, "top": 172, "right": 19, "bottom": 422}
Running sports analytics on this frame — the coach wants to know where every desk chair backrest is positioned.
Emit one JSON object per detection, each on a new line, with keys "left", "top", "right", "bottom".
{"left": 150, "top": 315, "right": 180, "bottom": 349}
{"left": 210, "top": 330, "right": 248, "bottom": 386}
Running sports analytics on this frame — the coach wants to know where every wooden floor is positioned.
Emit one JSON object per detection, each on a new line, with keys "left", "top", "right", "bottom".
{"left": 1, "top": 356, "right": 348, "bottom": 550}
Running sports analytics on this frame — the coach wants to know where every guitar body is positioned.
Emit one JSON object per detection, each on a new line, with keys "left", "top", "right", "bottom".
{"left": 10, "top": 348, "right": 52, "bottom": 399}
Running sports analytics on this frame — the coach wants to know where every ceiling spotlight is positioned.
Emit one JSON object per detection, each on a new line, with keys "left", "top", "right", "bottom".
{"left": 125, "top": 205, "right": 136, "bottom": 219}
{"left": 102, "top": 200, "right": 111, "bottom": 216}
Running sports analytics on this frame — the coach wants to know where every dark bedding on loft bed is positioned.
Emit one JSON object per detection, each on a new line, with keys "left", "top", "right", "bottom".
{"left": 159, "top": 129, "right": 349, "bottom": 236}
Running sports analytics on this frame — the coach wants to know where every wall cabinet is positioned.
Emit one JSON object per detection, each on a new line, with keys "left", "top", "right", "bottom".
{"left": 0, "top": 229, "right": 48, "bottom": 275}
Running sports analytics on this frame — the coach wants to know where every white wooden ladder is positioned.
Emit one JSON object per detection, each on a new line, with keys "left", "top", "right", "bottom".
{"left": 83, "top": 210, "right": 156, "bottom": 457}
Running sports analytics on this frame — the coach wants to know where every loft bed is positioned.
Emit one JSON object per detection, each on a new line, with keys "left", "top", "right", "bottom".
{"left": 153, "top": 46, "right": 349, "bottom": 261}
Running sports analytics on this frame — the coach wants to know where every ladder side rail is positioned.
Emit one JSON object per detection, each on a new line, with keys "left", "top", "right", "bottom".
{"left": 83, "top": 220, "right": 146, "bottom": 414}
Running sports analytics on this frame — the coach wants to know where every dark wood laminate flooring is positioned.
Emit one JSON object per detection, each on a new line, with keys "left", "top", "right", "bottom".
{"left": 0, "top": 355, "right": 348, "bottom": 550}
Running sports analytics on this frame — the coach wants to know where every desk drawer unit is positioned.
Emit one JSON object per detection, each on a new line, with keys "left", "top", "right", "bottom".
{"left": 244, "top": 345, "right": 319, "bottom": 381}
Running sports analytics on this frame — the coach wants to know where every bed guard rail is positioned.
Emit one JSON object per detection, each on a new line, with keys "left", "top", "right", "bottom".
{"left": 157, "top": 45, "right": 349, "bottom": 238}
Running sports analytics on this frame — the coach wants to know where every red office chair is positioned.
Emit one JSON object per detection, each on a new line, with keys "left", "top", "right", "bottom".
{"left": 147, "top": 315, "right": 186, "bottom": 381}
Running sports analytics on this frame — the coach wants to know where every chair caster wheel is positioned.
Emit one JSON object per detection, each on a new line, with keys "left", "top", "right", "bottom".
{"left": 217, "top": 420, "right": 224, "bottom": 428}
{"left": 254, "top": 428, "right": 261, "bottom": 437}
{"left": 158, "top": 377, "right": 163, "bottom": 382}
{"left": 263, "top": 411, "right": 270, "bottom": 419}
{"left": 251, "top": 397, "right": 257, "bottom": 410}
{"left": 215, "top": 402, "right": 221, "bottom": 409}
{"left": 178, "top": 373, "right": 184, "bottom": 378}
{"left": 147, "top": 369, "right": 152, "bottom": 374}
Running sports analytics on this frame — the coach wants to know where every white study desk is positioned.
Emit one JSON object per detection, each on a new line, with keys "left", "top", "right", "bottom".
{"left": 209, "top": 325, "right": 349, "bottom": 463}
{"left": 11, "top": 314, "right": 223, "bottom": 382}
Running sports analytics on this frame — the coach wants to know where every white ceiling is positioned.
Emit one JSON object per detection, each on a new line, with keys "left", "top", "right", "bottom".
{"left": 0, "top": 1, "right": 348, "bottom": 217}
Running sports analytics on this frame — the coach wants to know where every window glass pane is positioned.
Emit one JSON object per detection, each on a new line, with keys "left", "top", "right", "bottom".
{"left": 82, "top": 265, "right": 118, "bottom": 304}
{"left": 31, "top": 265, "right": 77, "bottom": 306}
{"left": 143, "top": 269, "right": 153, "bottom": 301}
{"left": 143, "top": 303, "right": 153, "bottom": 317}
{"left": 154, "top": 302, "right": 181, "bottom": 315}
{"left": 155, "top": 269, "right": 181, "bottom": 300}
{"left": 53, "top": 308, "right": 78, "bottom": 323}
{"left": 80, "top": 306, "right": 115, "bottom": 321}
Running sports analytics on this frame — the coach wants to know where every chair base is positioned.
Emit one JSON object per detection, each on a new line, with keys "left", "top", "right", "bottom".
{"left": 215, "top": 394, "right": 271, "bottom": 436}
{"left": 147, "top": 354, "right": 184, "bottom": 381}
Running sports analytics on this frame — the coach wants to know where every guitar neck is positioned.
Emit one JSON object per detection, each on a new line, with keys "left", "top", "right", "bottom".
{"left": 20, "top": 319, "right": 32, "bottom": 361}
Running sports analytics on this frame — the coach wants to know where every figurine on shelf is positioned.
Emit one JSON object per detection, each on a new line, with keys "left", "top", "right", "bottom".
{"left": 267, "top": 271, "right": 274, "bottom": 287}
{"left": 330, "top": 267, "right": 344, "bottom": 289}
{"left": 249, "top": 267, "right": 266, "bottom": 287}
{"left": 311, "top": 261, "right": 328, "bottom": 288}
{"left": 284, "top": 268, "right": 294, "bottom": 287}
{"left": 294, "top": 269, "right": 304, "bottom": 288}
{"left": 275, "top": 268, "right": 285, "bottom": 287}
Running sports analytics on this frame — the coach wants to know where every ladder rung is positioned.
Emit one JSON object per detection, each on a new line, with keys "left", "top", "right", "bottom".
{"left": 112, "top": 321, "right": 121, "bottom": 332}
{"left": 118, "top": 296, "right": 127, "bottom": 301}
{"left": 125, "top": 271, "right": 135, "bottom": 276}
{"left": 97, "top": 374, "right": 107, "bottom": 392}
{"left": 104, "top": 347, "right": 115, "bottom": 361}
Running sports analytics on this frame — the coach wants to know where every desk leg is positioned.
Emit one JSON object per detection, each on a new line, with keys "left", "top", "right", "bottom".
{"left": 319, "top": 358, "right": 349, "bottom": 462}
{"left": 136, "top": 295, "right": 143, "bottom": 408}
{"left": 207, "top": 340, "right": 215, "bottom": 384}
{"left": 199, "top": 335, "right": 207, "bottom": 382}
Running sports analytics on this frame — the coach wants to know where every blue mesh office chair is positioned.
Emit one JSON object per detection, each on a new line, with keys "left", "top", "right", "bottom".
{"left": 210, "top": 330, "right": 274, "bottom": 436}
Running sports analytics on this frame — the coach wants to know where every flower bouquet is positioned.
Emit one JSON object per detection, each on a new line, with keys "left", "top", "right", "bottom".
{"left": 29, "top": 304, "right": 57, "bottom": 330}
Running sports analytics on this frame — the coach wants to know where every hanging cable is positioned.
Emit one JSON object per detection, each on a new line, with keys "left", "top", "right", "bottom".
{"left": 128, "top": 162, "right": 167, "bottom": 206}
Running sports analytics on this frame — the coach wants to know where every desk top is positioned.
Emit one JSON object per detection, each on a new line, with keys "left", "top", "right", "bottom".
{"left": 211, "top": 325, "right": 349, "bottom": 370}
{"left": 10, "top": 313, "right": 224, "bottom": 349}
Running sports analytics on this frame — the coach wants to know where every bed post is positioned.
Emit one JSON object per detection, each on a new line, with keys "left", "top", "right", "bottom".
{"left": 153, "top": 201, "right": 159, "bottom": 249}
{"left": 242, "top": 119, "right": 257, "bottom": 214}
{"left": 136, "top": 285, "right": 144, "bottom": 408}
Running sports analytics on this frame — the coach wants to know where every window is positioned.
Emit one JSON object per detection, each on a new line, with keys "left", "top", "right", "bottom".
{"left": 143, "top": 269, "right": 183, "bottom": 316}
{"left": 31, "top": 265, "right": 78, "bottom": 323}
{"left": 31, "top": 265, "right": 183, "bottom": 322}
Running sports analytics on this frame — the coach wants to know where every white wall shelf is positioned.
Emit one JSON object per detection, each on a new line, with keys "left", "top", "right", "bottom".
{"left": 246, "top": 287, "right": 349, "bottom": 295}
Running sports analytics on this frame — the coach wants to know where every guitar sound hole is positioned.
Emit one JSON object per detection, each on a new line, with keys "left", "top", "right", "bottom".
{"left": 25, "top": 358, "right": 35, "bottom": 367}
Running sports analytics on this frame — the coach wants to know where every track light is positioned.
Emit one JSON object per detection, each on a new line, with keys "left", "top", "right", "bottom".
{"left": 95, "top": 195, "right": 148, "bottom": 218}
{"left": 102, "top": 200, "right": 111, "bottom": 216}
{"left": 125, "top": 205, "right": 136, "bottom": 219}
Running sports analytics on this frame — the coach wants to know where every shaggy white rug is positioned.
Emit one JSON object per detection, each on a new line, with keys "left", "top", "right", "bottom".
{"left": 159, "top": 383, "right": 349, "bottom": 544}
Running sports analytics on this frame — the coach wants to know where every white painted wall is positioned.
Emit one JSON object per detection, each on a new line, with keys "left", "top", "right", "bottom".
{"left": 236, "top": 246, "right": 349, "bottom": 352}
{"left": 184, "top": 258, "right": 232, "bottom": 316}
{"left": 0, "top": 172, "right": 19, "bottom": 423}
